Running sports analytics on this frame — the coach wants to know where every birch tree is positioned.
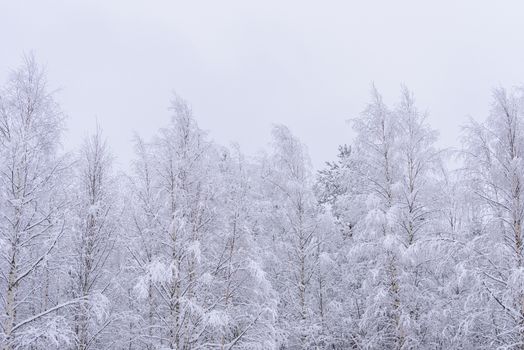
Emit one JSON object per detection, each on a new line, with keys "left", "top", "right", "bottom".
{"left": 260, "top": 125, "right": 328, "bottom": 349}
{"left": 68, "top": 128, "right": 119, "bottom": 350}
{"left": 462, "top": 87, "right": 524, "bottom": 348}
{"left": 0, "top": 56, "right": 74, "bottom": 349}
{"left": 124, "top": 135, "right": 163, "bottom": 350}
{"left": 319, "top": 86, "right": 441, "bottom": 349}
{"left": 203, "top": 146, "right": 278, "bottom": 349}
{"left": 129, "top": 94, "right": 222, "bottom": 349}
{"left": 392, "top": 87, "right": 440, "bottom": 348}
{"left": 345, "top": 86, "right": 403, "bottom": 349}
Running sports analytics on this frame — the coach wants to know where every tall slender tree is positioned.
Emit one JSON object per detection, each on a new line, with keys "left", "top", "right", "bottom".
{"left": 68, "top": 128, "right": 119, "bottom": 350}
{"left": 462, "top": 88, "right": 524, "bottom": 349}
{"left": 0, "top": 55, "right": 75, "bottom": 349}
{"left": 260, "top": 125, "right": 328, "bottom": 349}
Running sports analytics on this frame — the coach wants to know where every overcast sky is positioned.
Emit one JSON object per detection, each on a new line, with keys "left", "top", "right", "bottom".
{"left": 2, "top": 0, "right": 524, "bottom": 169}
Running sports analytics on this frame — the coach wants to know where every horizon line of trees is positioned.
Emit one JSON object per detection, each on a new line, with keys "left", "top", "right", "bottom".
{"left": 1, "top": 56, "right": 524, "bottom": 350}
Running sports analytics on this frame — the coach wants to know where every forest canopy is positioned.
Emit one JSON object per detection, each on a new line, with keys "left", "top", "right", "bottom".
{"left": 1, "top": 56, "right": 523, "bottom": 350}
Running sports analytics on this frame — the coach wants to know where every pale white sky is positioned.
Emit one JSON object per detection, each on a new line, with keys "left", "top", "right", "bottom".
{"left": 2, "top": 0, "right": 524, "bottom": 168}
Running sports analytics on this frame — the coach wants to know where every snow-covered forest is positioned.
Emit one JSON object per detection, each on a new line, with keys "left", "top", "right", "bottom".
{"left": 2, "top": 55, "right": 524, "bottom": 350}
